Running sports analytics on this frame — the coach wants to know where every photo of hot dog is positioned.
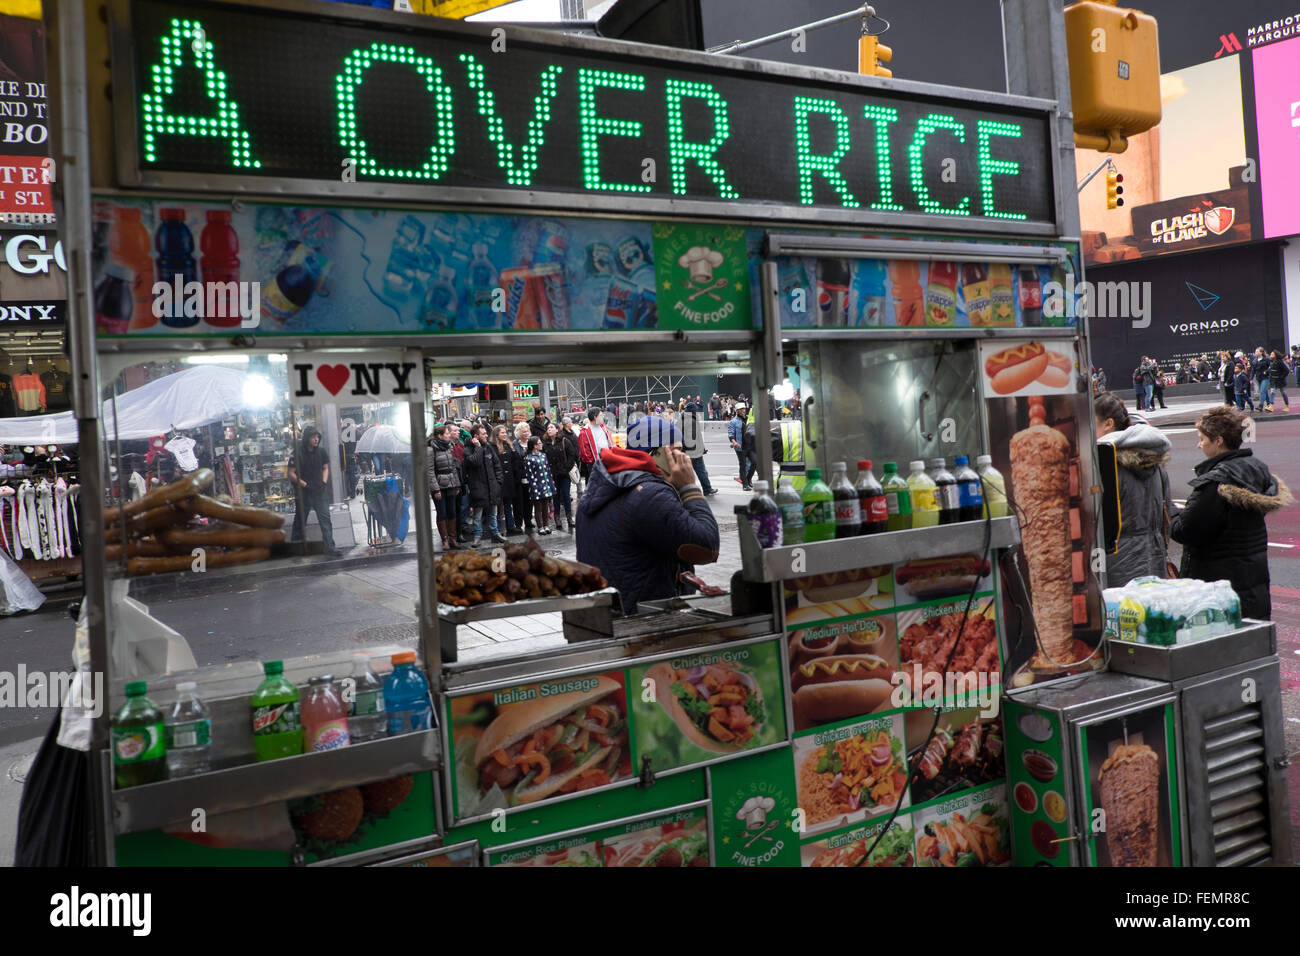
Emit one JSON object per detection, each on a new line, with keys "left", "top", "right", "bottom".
{"left": 895, "top": 554, "right": 992, "bottom": 603}
{"left": 1036, "top": 350, "right": 1073, "bottom": 388}
{"left": 644, "top": 661, "right": 767, "bottom": 753}
{"left": 471, "top": 676, "right": 631, "bottom": 807}
{"left": 791, "top": 654, "right": 894, "bottom": 724}
{"left": 984, "top": 343, "right": 1048, "bottom": 394}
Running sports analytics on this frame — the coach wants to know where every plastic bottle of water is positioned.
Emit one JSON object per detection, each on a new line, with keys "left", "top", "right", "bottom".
{"left": 165, "top": 681, "right": 211, "bottom": 777}
{"left": 347, "top": 652, "right": 388, "bottom": 743}
{"left": 385, "top": 651, "right": 433, "bottom": 736}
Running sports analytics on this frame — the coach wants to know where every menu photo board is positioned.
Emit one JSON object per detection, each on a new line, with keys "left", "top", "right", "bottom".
{"left": 443, "top": 636, "right": 788, "bottom": 824}
{"left": 486, "top": 803, "right": 711, "bottom": 868}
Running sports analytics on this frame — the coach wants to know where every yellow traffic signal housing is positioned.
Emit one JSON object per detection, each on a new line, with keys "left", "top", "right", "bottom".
{"left": 858, "top": 34, "right": 893, "bottom": 77}
{"left": 1105, "top": 169, "right": 1124, "bottom": 208}
{"left": 1065, "top": 0, "right": 1161, "bottom": 153}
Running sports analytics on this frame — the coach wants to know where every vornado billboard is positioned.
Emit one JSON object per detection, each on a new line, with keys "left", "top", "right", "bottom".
{"left": 1085, "top": 242, "right": 1283, "bottom": 381}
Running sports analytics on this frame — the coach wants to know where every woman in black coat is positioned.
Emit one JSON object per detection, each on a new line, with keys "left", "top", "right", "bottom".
{"left": 1170, "top": 406, "right": 1292, "bottom": 619}
{"left": 542, "top": 422, "right": 574, "bottom": 532}
{"left": 492, "top": 424, "right": 522, "bottom": 535}
{"left": 462, "top": 424, "right": 505, "bottom": 545}
{"left": 1267, "top": 350, "right": 1291, "bottom": 412}
{"left": 1218, "top": 351, "right": 1236, "bottom": 406}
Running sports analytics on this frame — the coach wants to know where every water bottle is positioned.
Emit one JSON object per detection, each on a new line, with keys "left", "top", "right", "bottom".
{"left": 385, "top": 651, "right": 432, "bottom": 735}
{"left": 775, "top": 477, "right": 804, "bottom": 545}
{"left": 165, "top": 681, "right": 211, "bottom": 778}
{"left": 347, "top": 651, "right": 387, "bottom": 743}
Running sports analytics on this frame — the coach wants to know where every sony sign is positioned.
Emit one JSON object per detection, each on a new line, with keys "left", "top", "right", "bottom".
{"left": 2, "top": 233, "right": 66, "bottom": 274}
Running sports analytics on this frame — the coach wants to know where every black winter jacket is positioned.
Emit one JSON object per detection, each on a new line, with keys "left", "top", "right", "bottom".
{"left": 542, "top": 435, "right": 570, "bottom": 480}
{"left": 1170, "top": 449, "right": 1292, "bottom": 619}
{"left": 462, "top": 441, "right": 503, "bottom": 506}
{"left": 494, "top": 441, "right": 522, "bottom": 500}
{"left": 576, "top": 449, "right": 720, "bottom": 613}
{"left": 1268, "top": 358, "right": 1290, "bottom": 386}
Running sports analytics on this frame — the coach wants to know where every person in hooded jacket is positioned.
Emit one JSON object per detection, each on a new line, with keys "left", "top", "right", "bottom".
{"left": 288, "top": 424, "right": 339, "bottom": 556}
{"left": 427, "top": 422, "right": 464, "bottom": 550}
{"left": 1171, "top": 405, "right": 1293, "bottom": 619}
{"left": 1095, "top": 393, "right": 1174, "bottom": 586}
{"left": 576, "top": 415, "right": 719, "bottom": 614}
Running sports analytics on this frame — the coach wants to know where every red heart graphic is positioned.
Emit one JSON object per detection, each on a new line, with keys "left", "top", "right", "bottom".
{"left": 315, "top": 364, "right": 351, "bottom": 396}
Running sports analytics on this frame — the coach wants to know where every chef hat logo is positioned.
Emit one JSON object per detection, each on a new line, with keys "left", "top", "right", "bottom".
{"left": 678, "top": 245, "right": 725, "bottom": 284}
{"left": 736, "top": 795, "right": 775, "bottom": 830}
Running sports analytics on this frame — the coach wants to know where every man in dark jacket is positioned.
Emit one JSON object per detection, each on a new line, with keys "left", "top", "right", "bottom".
{"left": 1171, "top": 406, "right": 1292, "bottom": 619}
{"left": 462, "top": 424, "right": 507, "bottom": 546}
{"left": 288, "top": 425, "right": 339, "bottom": 556}
{"left": 528, "top": 404, "right": 550, "bottom": 439}
{"left": 576, "top": 416, "right": 720, "bottom": 614}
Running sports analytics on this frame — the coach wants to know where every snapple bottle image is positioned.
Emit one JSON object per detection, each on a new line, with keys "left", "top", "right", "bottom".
{"left": 200, "top": 210, "right": 241, "bottom": 328}
{"left": 961, "top": 263, "right": 991, "bottom": 326}
{"left": 989, "top": 263, "right": 1015, "bottom": 326}
{"left": 924, "top": 261, "right": 959, "bottom": 327}
{"left": 109, "top": 206, "right": 156, "bottom": 330}
{"left": 154, "top": 208, "right": 198, "bottom": 328}
{"left": 888, "top": 260, "right": 923, "bottom": 326}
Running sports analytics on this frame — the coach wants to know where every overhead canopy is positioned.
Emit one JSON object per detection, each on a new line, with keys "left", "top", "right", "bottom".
{"left": 0, "top": 366, "right": 255, "bottom": 445}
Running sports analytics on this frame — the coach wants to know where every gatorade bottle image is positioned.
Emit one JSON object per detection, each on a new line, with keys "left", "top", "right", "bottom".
{"left": 93, "top": 263, "right": 134, "bottom": 335}
{"left": 881, "top": 462, "right": 912, "bottom": 531}
{"left": 850, "top": 259, "right": 887, "bottom": 326}
{"left": 830, "top": 461, "right": 861, "bottom": 538}
{"left": 924, "top": 261, "right": 959, "bottom": 327}
{"left": 953, "top": 455, "right": 984, "bottom": 521}
{"left": 252, "top": 660, "right": 303, "bottom": 760}
{"left": 109, "top": 206, "right": 155, "bottom": 330}
{"left": 906, "top": 460, "right": 940, "bottom": 527}
{"left": 801, "top": 467, "right": 836, "bottom": 542}
{"left": 467, "top": 242, "right": 500, "bottom": 329}
{"left": 961, "top": 263, "right": 992, "bottom": 326}
{"left": 888, "top": 260, "right": 923, "bottom": 326}
{"left": 1018, "top": 266, "right": 1042, "bottom": 327}
{"left": 200, "top": 210, "right": 241, "bottom": 328}
{"left": 928, "top": 457, "right": 960, "bottom": 525}
{"left": 989, "top": 263, "right": 1015, "bottom": 326}
{"left": 154, "top": 208, "right": 198, "bottom": 328}
{"left": 856, "top": 459, "right": 888, "bottom": 534}
{"left": 112, "top": 681, "right": 166, "bottom": 788}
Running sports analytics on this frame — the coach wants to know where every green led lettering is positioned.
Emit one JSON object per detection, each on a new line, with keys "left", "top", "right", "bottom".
{"left": 460, "top": 55, "right": 561, "bottom": 187}
{"left": 664, "top": 79, "right": 739, "bottom": 199}
{"left": 140, "top": 18, "right": 260, "bottom": 168}
{"left": 792, "top": 97, "right": 859, "bottom": 207}
{"left": 576, "top": 68, "right": 651, "bottom": 193}
{"left": 977, "top": 120, "right": 1028, "bottom": 220}
{"left": 908, "top": 113, "right": 970, "bottom": 216}
{"left": 862, "top": 103, "right": 903, "bottom": 211}
{"left": 336, "top": 43, "right": 454, "bottom": 180}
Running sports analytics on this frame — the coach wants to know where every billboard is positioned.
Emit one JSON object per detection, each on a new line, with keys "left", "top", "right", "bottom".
{"left": 0, "top": 8, "right": 53, "bottom": 221}
{"left": 1252, "top": 35, "right": 1300, "bottom": 238}
{"left": 1079, "top": 56, "right": 1256, "bottom": 266}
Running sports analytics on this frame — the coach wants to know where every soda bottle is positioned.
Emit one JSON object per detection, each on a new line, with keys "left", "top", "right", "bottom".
{"left": 252, "top": 660, "right": 303, "bottom": 761}
{"left": 816, "top": 258, "right": 851, "bottom": 327}
{"left": 154, "top": 208, "right": 198, "bottom": 328}
{"left": 989, "top": 263, "right": 1015, "bottom": 326}
{"left": 976, "top": 455, "right": 1008, "bottom": 518}
{"left": 888, "top": 260, "right": 923, "bottom": 326}
{"left": 109, "top": 206, "right": 155, "bottom": 330}
{"left": 907, "top": 460, "right": 940, "bottom": 528}
{"left": 1018, "top": 266, "right": 1043, "bottom": 326}
{"left": 385, "top": 651, "right": 432, "bottom": 735}
{"left": 744, "top": 480, "right": 782, "bottom": 548}
{"left": 112, "top": 681, "right": 166, "bottom": 788}
{"left": 303, "top": 675, "right": 351, "bottom": 752}
{"left": 775, "top": 476, "right": 804, "bottom": 545}
{"left": 856, "top": 459, "right": 888, "bottom": 534}
{"left": 422, "top": 265, "right": 459, "bottom": 329}
{"left": 467, "top": 242, "right": 500, "bottom": 330}
{"left": 928, "top": 458, "right": 960, "bottom": 525}
{"left": 165, "top": 681, "right": 211, "bottom": 778}
{"left": 200, "top": 210, "right": 242, "bottom": 328}
{"left": 924, "top": 261, "right": 959, "bottom": 327}
{"left": 953, "top": 456, "right": 984, "bottom": 522}
{"left": 261, "top": 263, "right": 314, "bottom": 324}
{"left": 881, "top": 462, "right": 912, "bottom": 531}
{"left": 801, "top": 468, "right": 836, "bottom": 542}
{"left": 830, "top": 461, "right": 862, "bottom": 538}
{"left": 347, "top": 652, "right": 387, "bottom": 744}
{"left": 93, "top": 263, "right": 134, "bottom": 335}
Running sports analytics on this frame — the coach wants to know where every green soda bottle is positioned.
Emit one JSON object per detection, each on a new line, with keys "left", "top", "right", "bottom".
{"left": 881, "top": 462, "right": 912, "bottom": 532}
{"left": 906, "top": 460, "right": 940, "bottom": 528}
{"left": 801, "top": 467, "right": 836, "bottom": 542}
{"left": 252, "top": 660, "right": 303, "bottom": 761}
{"left": 112, "top": 681, "right": 167, "bottom": 788}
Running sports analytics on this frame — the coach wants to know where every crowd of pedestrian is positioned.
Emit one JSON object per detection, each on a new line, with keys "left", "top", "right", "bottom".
{"left": 1100, "top": 346, "right": 1299, "bottom": 414}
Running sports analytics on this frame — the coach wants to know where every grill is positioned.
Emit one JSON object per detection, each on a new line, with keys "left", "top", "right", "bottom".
{"left": 1203, "top": 705, "right": 1273, "bottom": 866}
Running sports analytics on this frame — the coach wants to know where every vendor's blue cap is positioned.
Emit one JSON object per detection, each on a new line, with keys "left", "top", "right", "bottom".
{"left": 626, "top": 416, "right": 682, "bottom": 452}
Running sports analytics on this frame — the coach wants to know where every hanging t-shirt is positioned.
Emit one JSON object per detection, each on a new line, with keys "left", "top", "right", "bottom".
{"left": 12, "top": 373, "right": 45, "bottom": 413}
{"left": 40, "top": 368, "right": 72, "bottom": 411}
{"left": 165, "top": 436, "right": 199, "bottom": 472}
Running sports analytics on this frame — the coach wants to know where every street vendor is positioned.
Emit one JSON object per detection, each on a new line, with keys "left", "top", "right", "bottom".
{"left": 576, "top": 415, "right": 719, "bottom": 614}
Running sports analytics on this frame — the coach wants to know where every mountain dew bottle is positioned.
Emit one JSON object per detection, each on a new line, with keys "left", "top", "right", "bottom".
{"left": 252, "top": 660, "right": 303, "bottom": 761}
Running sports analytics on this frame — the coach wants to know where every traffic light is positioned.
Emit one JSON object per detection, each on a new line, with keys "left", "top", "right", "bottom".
{"left": 858, "top": 33, "right": 892, "bottom": 77}
{"left": 1105, "top": 169, "right": 1124, "bottom": 209}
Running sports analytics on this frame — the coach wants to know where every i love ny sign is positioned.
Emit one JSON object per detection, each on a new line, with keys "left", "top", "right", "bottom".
{"left": 288, "top": 351, "right": 424, "bottom": 406}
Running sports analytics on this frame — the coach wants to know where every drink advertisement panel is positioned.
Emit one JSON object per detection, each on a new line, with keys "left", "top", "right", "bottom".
{"left": 1251, "top": 35, "right": 1300, "bottom": 239}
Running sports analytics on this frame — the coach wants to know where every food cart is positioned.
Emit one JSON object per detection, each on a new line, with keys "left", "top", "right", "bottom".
{"left": 51, "top": 0, "right": 1287, "bottom": 867}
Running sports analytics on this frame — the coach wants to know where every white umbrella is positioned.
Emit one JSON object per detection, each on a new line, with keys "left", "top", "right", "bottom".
{"left": 355, "top": 424, "right": 411, "bottom": 454}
